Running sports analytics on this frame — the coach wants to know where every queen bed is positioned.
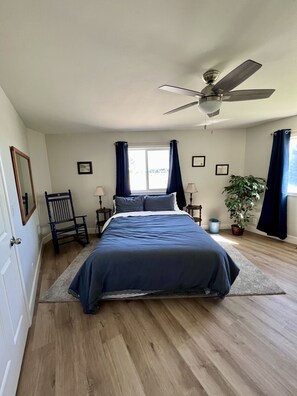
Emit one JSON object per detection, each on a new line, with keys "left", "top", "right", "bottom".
{"left": 69, "top": 194, "right": 239, "bottom": 314}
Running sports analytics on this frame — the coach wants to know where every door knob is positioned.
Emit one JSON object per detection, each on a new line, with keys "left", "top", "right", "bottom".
{"left": 10, "top": 236, "right": 22, "bottom": 247}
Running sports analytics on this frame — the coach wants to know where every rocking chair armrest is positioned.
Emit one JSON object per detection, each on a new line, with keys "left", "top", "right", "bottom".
{"left": 75, "top": 215, "right": 87, "bottom": 224}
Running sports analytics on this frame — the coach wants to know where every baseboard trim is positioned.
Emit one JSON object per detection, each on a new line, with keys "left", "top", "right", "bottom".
{"left": 201, "top": 222, "right": 232, "bottom": 230}
{"left": 42, "top": 233, "right": 52, "bottom": 244}
{"left": 28, "top": 245, "right": 43, "bottom": 322}
{"left": 28, "top": 233, "right": 52, "bottom": 323}
{"left": 41, "top": 230, "right": 97, "bottom": 241}
{"left": 247, "top": 225, "right": 297, "bottom": 245}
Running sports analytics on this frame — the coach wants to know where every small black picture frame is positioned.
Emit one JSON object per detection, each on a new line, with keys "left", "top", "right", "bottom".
{"left": 192, "top": 156, "right": 205, "bottom": 167}
{"left": 215, "top": 164, "right": 229, "bottom": 176}
{"left": 77, "top": 161, "right": 93, "bottom": 174}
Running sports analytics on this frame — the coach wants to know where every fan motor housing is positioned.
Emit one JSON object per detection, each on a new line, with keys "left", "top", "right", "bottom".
{"left": 202, "top": 69, "right": 220, "bottom": 84}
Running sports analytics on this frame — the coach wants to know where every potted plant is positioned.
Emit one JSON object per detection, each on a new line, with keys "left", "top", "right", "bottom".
{"left": 222, "top": 175, "right": 266, "bottom": 235}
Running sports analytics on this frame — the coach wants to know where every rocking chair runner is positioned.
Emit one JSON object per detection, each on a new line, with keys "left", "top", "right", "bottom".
{"left": 45, "top": 190, "right": 89, "bottom": 253}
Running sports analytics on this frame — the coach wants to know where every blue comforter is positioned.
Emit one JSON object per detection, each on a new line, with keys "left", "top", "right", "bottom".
{"left": 69, "top": 213, "right": 239, "bottom": 314}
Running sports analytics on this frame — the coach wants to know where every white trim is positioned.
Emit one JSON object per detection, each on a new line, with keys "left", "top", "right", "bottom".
{"left": 28, "top": 243, "right": 43, "bottom": 321}
{"left": 129, "top": 146, "right": 170, "bottom": 192}
{"left": 288, "top": 134, "right": 297, "bottom": 193}
{"left": 247, "top": 224, "right": 297, "bottom": 245}
{"left": 130, "top": 189, "right": 167, "bottom": 194}
{"left": 42, "top": 232, "right": 52, "bottom": 244}
{"left": 40, "top": 230, "right": 99, "bottom": 241}
{"left": 27, "top": 232, "right": 54, "bottom": 321}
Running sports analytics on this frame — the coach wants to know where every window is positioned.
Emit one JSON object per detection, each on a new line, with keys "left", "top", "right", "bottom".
{"left": 288, "top": 134, "right": 297, "bottom": 194}
{"left": 128, "top": 146, "right": 170, "bottom": 193}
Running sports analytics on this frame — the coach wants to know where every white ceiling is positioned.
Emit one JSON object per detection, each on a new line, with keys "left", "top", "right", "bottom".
{"left": 0, "top": 0, "right": 297, "bottom": 134}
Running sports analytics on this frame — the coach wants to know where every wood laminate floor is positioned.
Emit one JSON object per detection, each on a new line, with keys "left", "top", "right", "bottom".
{"left": 17, "top": 231, "right": 297, "bottom": 396}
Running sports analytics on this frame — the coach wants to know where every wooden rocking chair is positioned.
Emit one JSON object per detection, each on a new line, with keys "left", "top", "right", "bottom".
{"left": 45, "top": 190, "right": 89, "bottom": 253}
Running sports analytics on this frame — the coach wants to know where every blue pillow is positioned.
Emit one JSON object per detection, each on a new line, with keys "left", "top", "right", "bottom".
{"left": 115, "top": 196, "right": 144, "bottom": 213}
{"left": 144, "top": 194, "right": 175, "bottom": 211}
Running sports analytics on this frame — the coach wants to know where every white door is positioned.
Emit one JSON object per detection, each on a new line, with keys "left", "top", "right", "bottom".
{"left": 0, "top": 162, "right": 29, "bottom": 396}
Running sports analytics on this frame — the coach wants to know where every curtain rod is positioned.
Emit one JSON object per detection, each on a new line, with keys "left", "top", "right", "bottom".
{"left": 270, "top": 130, "right": 296, "bottom": 135}
{"left": 128, "top": 142, "right": 172, "bottom": 146}
{"left": 114, "top": 141, "right": 177, "bottom": 145}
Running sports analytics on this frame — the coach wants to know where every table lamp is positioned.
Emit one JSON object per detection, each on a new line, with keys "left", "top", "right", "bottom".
{"left": 185, "top": 183, "right": 198, "bottom": 205}
{"left": 94, "top": 186, "right": 105, "bottom": 209}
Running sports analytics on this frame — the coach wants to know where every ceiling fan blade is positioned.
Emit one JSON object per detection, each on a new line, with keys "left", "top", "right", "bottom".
{"left": 222, "top": 89, "right": 275, "bottom": 102}
{"left": 207, "top": 109, "right": 220, "bottom": 118}
{"left": 213, "top": 60, "right": 262, "bottom": 93}
{"left": 164, "top": 101, "right": 198, "bottom": 115}
{"left": 159, "top": 85, "right": 204, "bottom": 97}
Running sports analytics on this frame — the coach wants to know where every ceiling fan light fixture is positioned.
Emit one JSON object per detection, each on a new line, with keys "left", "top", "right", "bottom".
{"left": 160, "top": 60, "right": 275, "bottom": 117}
{"left": 199, "top": 96, "right": 222, "bottom": 114}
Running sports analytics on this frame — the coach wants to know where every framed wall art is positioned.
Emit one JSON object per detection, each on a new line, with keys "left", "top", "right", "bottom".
{"left": 215, "top": 164, "right": 229, "bottom": 175}
{"left": 192, "top": 156, "right": 205, "bottom": 167}
{"left": 77, "top": 161, "right": 93, "bottom": 174}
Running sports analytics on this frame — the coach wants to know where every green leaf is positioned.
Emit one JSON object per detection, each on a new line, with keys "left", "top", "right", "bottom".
{"left": 222, "top": 175, "right": 266, "bottom": 229}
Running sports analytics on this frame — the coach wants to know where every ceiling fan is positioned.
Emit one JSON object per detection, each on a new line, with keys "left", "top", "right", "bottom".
{"left": 159, "top": 60, "right": 275, "bottom": 117}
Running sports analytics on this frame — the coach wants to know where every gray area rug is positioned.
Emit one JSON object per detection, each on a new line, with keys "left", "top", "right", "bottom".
{"left": 40, "top": 236, "right": 285, "bottom": 303}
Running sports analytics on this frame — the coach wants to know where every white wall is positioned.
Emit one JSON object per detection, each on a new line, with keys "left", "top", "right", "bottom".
{"left": 245, "top": 115, "right": 297, "bottom": 243}
{"left": 46, "top": 128, "right": 246, "bottom": 230}
{"left": 27, "top": 128, "right": 52, "bottom": 237}
{"left": 0, "top": 85, "right": 46, "bottom": 317}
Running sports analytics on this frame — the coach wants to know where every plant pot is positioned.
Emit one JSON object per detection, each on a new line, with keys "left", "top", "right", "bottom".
{"left": 231, "top": 224, "right": 244, "bottom": 236}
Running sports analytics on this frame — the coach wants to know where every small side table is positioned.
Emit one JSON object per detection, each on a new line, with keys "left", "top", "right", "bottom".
{"left": 186, "top": 204, "right": 202, "bottom": 226}
{"left": 96, "top": 208, "right": 112, "bottom": 237}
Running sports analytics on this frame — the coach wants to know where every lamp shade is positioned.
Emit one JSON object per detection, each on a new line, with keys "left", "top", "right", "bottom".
{"left": 185, "top": 183, "right": 198, "bottom": 193}
{"left": 94, "top": 186, "right": 105, "bottom": 196}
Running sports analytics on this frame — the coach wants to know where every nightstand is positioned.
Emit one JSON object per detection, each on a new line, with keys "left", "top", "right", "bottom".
{"left": 96, "top": 208, "right": 112, "bottom": 237}
{"left": 186, "top": 204, "right": 202, "bottom": 226}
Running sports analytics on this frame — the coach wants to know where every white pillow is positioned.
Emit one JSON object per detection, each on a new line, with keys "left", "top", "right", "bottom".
{"left": 172, "top": 192, "right": 180, "bottom": 211}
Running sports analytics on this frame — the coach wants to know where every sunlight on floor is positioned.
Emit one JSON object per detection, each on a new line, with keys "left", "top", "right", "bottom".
{"left": 210, "top": 234, "right": 239, "bottom": 245}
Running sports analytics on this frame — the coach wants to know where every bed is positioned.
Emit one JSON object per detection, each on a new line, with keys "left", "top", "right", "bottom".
{"left": 69, "top": 194, "right": 239, "bottom": 314}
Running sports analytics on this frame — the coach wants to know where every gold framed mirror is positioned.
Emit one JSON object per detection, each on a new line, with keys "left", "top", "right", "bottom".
{"left": 10, "top": 146, "right": 36, "bottom": 225}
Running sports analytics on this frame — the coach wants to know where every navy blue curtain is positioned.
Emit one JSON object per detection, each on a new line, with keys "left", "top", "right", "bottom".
{"left": 257, "top": 129, "right": 291, "bottom": 240}
{"left": 166, "top": 140, "right": 186, "bottom": 209}
{"left": 115, "top": 141, "right": 131, "bottom": 196}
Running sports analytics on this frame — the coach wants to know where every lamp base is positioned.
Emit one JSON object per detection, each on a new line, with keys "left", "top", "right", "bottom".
{"left": 189, "top": 193, "right": 193, "bottom": 205}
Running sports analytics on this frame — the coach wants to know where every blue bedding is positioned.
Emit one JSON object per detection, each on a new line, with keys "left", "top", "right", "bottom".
{"left": 69, "top": 213, "right": 239, "bottom": 314}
